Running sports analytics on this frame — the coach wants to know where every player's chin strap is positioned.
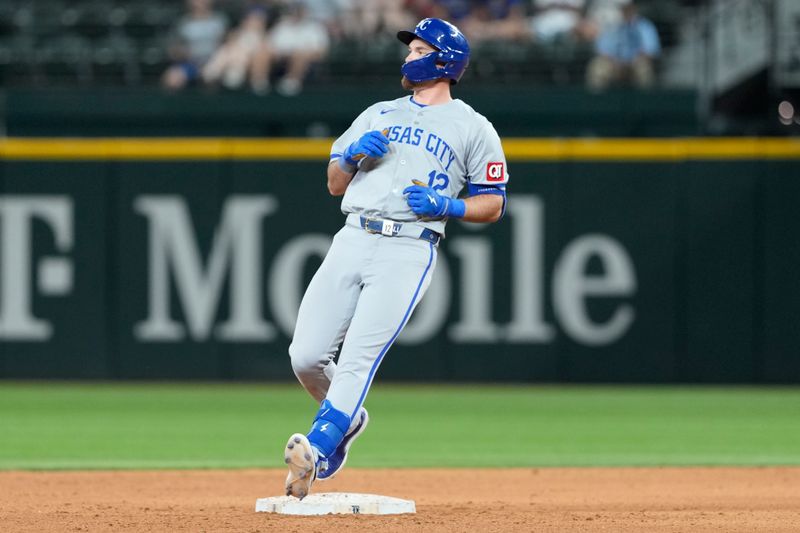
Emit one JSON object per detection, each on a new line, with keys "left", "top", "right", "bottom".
{"left": 307, "top": 399, "right": 352, "bottom": 458}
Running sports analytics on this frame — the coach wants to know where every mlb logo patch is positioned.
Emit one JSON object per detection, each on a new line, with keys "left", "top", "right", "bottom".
{"left": 486, "top": 162, "right": 505, "bottom": 182}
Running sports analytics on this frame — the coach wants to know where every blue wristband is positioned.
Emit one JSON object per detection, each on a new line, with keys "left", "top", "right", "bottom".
{"left": 446, "top": 198, "right": 466, "bottom": 218}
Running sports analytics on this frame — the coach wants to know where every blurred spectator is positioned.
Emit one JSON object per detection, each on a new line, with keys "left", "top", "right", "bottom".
{"left": 586, "top": 2, "right": 660, "bottom": 91}
{"left": 405, "top": 0, "right": 452, "bottom": 21}
{"left": 432, "top": 0, "right": 473, "bottom": 22}
{"left": 461, "top": 0, "right": 529, "bottom": 44}
{"left": 336, "top": 0, "right": 463, "bottom": 40}
{"left": 339, "top": 0, "right": 415, "bottom": 39}
{"left": 263, "top": 1, "right": 330, "bottom": 96}
{"left": 577, "top": 0, "right": 631, "bottom": 42}
{"left": 301, "top": 0, "right": 350, "bottom": 41}
{"left": 528, "top": 0, "right": 586, "bottom": 44}
{"left": 162, "top": 0, "right": 229, "bottom": 90}
{"left": 202, "top": 6, "right": 270, "bottom": 93}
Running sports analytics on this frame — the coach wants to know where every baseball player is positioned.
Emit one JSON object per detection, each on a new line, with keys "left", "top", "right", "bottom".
{"left": 283, "top": 17, "right": 508, "bottom": 499}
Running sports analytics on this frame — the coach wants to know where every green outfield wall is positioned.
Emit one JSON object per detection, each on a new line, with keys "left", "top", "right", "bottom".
{"left": 1, "top": 138, "right": 799, "bottom": 382}
{"left": 2, "top": 87, "right": 698, "bottom": 138}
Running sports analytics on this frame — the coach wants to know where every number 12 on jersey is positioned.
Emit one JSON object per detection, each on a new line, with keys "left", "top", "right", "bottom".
{"left": 425, "top": 170, "right": 449, "bottom": 191}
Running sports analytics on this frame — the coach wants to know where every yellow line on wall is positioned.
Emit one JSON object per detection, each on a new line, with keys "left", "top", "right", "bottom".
{"left": 501, "top": 138, "right": 800, "bottom": 160}
{"left": 1, "top": 137, "right": 799, "bottom": 161}
{"left": 0, "top": 138, "right": 333, "bottom": 160}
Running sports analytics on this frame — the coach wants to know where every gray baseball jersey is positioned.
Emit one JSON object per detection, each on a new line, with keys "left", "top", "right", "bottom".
{"left": 289, "top": 94, "right": 508, "bottom": 433}
{"left": 331, "top": 95, "right": 509, "bottom": 235}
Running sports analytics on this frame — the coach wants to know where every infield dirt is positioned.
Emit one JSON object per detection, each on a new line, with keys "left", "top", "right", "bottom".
{"left": 2, "top": 467, "right": 799, "bottom": 532}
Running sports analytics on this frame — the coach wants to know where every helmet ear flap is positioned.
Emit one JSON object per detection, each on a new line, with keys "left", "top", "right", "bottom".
{"left": 401, "top": 52, "right": 442, "bottom": 84}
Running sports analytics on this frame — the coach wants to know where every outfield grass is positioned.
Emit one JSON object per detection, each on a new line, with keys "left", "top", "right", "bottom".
{"left": 0, "top": 383, "right": 798, "bottom": 469}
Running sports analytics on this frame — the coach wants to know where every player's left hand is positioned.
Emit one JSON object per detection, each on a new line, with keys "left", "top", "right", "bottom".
{"left": 403, "top": 184, "right": 465, "bottom": 219}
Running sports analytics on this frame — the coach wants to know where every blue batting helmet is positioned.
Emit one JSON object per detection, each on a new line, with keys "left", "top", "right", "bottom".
{"left": 397, "top": 18, "right": 470, "bottom": 85}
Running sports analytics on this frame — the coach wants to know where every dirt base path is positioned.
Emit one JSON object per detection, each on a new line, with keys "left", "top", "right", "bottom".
{"left": 2, "top": 468, "right": 799, "bottom": 532}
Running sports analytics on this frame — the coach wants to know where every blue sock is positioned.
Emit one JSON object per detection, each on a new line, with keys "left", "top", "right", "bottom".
{"left": 306, "top": 399, "right": 351, "bottom": 458}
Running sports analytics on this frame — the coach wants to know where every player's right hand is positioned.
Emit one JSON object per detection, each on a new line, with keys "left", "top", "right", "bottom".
{"left": 343, "top": 130, "right": 390, "bottom": 165}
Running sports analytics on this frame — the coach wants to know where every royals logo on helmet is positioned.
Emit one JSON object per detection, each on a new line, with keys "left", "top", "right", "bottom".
{"left": 487, "top": 162, "right": 504, "bottom": 181}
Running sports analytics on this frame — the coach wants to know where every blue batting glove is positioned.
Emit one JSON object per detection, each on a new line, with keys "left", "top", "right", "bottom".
{"left": 403, "top": 185, "right": 466, "bottom": 219}
{"left": 339, "top": 130, "right": 390, "bottom": 172}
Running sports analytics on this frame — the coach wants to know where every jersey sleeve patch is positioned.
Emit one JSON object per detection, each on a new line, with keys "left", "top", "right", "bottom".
{"left": 486, "top": 162, "right": 505, "bottom": 182}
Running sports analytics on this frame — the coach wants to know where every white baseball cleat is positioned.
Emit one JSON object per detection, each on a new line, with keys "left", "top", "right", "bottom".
{"left": 284, "top": 433, "right": 327, "bottom": 500}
